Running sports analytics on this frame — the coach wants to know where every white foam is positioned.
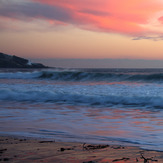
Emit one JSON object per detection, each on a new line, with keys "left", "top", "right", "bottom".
{"left": 0, "top": 83, "right": 163, "bottom": 108}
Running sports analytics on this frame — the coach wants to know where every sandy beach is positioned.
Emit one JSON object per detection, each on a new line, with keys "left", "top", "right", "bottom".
{"left": 0, "top": 136, "right": 163, "bottom": 163}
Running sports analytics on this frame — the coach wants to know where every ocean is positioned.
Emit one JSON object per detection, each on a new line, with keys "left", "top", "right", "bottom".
{"left": 0, "top": 68, "right": 163, "bottom": 151}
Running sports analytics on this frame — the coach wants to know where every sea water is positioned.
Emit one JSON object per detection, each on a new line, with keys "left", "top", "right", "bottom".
{"left": 0, "top": 68, "right": 163, "bottom": 151}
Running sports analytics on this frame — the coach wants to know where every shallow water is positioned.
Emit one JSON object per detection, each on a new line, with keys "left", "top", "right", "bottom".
{"left": 0, "top": 68, "right": 163, "bottom": 151}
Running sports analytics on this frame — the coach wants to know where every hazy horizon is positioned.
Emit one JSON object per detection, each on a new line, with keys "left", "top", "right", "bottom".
{"left": 32, "top": 58, "right": 163, "bottom": 68}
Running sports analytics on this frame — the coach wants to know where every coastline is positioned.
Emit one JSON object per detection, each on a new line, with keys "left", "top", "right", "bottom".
{"left": 0, "top": 135, "right": 162, "bottom": 163}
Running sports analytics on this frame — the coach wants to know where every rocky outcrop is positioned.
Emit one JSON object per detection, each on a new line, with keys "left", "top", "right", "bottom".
{"left": 0, "top": 52, "right": 48, "bottom": 68}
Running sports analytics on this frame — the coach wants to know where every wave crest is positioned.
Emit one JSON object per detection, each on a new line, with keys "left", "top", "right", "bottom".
{"left": 1, "top": 69, "right": 163, "bottom": 82}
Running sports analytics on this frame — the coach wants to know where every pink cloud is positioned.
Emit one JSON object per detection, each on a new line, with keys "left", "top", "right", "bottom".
{"left": 33, "top": 0, "right": 163, "bottom": 36}
{"left": 159, "top": 16, "right": 163, "bottom": 24}
{"left": 1, "top": 0, "right": 163, "bottom": 36}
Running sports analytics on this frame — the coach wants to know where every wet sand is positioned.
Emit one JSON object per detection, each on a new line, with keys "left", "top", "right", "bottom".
{"left": 0, "top": 136, "right": 163, "bottom": 163}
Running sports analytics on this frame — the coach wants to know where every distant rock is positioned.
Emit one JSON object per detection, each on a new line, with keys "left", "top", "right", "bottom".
{"left": 0, "top": 52, "right": 48, "bottom": 68}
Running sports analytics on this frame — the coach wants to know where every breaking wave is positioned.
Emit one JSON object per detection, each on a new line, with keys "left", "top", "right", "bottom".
{"left": 0, "top": 88, "right": 163, "bottom": 108}
{"left": 1, "top": 69, "right": 163, "bottom": 82}
{"left": 38, "top": 70, "right": 163, "bottom": 82}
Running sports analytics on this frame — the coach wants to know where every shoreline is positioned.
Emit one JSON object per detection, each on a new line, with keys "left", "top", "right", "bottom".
{"left": 0, "top": 135, "right": 163, "bottom": 163}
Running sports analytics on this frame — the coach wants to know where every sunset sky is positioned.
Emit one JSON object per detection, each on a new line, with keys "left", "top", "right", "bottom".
{"left": 1, "top": 0, "right": 163, "bottom": 67}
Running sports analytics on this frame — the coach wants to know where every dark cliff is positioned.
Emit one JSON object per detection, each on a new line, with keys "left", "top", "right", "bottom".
{"left": 0, "top": 52, "right": 48, "bottom": 68}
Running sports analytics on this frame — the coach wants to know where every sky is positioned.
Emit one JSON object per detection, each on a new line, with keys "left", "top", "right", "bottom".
{"left": 1, "top": 0, "right": 163, "bottom": 68}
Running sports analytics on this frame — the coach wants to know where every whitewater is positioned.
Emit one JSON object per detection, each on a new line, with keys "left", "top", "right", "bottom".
{"left": 0, "top": 68, "right": 163, "bottom": 151}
